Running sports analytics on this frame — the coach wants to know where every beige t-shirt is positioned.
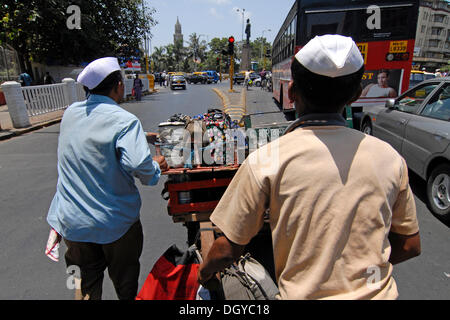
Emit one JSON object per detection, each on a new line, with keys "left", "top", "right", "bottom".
{"left": 210, "top": 125, "right": 419, "bottom": 300}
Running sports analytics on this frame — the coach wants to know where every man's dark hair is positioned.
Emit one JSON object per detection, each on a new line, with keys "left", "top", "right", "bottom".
{"left": 290, "top": 58, "right": 364, "bottom": 112}
{"left": 90, "top": 70, "right": 123, "bottom": 96}
{"left": 378, "top": 69, "right": 390, "bottom": 77}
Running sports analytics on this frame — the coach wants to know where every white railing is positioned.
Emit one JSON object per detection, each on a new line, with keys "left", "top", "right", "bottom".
{"left": 1, "top": 76, "right": 153, "bottom": 129}
{"left": 22, "top": 83, "right": 67, "bottom": 116}
{"left": 76, "top": 82, "right": 86, "bottom": 101}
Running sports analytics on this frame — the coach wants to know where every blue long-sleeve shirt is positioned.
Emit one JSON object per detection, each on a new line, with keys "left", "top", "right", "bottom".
{"left": 47, "top": 94, "right": 161, "bottom": 244}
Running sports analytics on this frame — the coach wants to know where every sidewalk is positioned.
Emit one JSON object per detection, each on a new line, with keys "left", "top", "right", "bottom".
{"left": 0, "top": 104, "right": 65, "bottom": 141}
{"left": 0, "top": 89, "right": 158, "bottom": 141}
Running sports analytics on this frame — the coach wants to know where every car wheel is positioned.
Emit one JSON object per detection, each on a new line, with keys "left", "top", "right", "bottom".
{"left": 361, "top": 120, "right": 372, "bottom": 135}
{"left": 427, "top": 163, "right": 450, "bottom": 221}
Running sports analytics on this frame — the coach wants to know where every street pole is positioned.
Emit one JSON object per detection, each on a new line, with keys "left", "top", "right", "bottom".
{"left": 229, "top": 54, "right": 234, "bottom": 92}
{"left": 219, "top": 56, "right": 222, "bottom": 82}
{"left": 236, "top": 8, "right": 245, "bottom": 42}
{"left": 260, "top": 29, "right": 271, "bottom": 71}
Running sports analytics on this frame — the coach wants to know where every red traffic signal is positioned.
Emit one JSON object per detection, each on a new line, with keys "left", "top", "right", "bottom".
{"left": 228, "top": 36, "right": 235, "bottom": 55}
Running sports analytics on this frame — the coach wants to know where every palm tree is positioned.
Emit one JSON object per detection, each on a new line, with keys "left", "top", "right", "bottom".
{"left": 186, "top": 33, "right": 207, "bottom": 71}
{"left": 151, "top": 46, "right": 165, "bottom": 71}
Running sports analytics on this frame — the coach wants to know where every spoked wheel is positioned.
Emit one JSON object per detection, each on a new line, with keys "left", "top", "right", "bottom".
{"left": 427, "top": 164, "right": 450, "bottom": 222}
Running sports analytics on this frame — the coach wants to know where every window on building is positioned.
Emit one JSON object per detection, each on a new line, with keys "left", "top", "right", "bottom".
{"left": 431, "top": 27, "right": 442, "bottom": 36}
{"left": 429, "top": 39, "right": 440, "bottom": 47}
{"left": 421, "top": 25, "right": 426, "bottom": 33}
{"left": 434, "top": 14, "right": 445, "bottom": 23}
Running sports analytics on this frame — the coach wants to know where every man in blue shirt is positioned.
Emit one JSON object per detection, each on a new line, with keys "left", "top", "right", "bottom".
{"left": 47, "top": 57, "right": 168, "bottom": 300}
{"left": 19, "top": 72, "right": 33, "bottom": 86}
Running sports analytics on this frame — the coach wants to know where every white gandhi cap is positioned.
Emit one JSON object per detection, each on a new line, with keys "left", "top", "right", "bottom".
{"left": 295, "top": 34, "right": 364, "bottom": 78}
{"left": 77, "top": 57, "right": 121, "bottom": 90}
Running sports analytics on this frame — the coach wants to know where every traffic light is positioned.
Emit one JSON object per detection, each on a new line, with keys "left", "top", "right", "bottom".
{"left": 216, "top": 57, "right": 220, "bottom": 66}
{"left": 265, "top": 48, "right": 271, "bottom": 58}
{"left": 228, "top": 36, "right": 235, "bottom": 55}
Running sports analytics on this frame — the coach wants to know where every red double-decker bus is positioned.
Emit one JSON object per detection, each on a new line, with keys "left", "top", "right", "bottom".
{"left": 272, "top": 0, "right": 420, "bottom": 124}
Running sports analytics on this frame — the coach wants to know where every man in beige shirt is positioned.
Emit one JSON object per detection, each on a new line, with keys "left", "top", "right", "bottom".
{"left": 198, "top": 34, "right": 420, "bottom": 299}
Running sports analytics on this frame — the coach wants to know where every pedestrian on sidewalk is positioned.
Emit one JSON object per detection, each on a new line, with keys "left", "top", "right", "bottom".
{"left": 19, "top": 72, "right": 33, "bottom": 86}
{"left": 44, "top": 72, "right": 55, "bottom": 84}
{"left": 198, "top": 34, "right": 420, "bottom": 300}
{"left": 133, "top": 73, "right": 143, "bottom": 101}
{"left": 46, "top": 57, "right": 168, "bottom": 300}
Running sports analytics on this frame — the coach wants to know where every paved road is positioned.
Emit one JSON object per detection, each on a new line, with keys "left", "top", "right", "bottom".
{"left": 0, "top": 81, "right": 448, "bottom": 299}
{"left": 0, "top": 82, "right": 222, "bottom": 299}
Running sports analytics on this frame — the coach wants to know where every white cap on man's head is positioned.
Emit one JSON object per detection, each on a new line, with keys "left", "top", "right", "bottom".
{"left": 77, "top": 57, "right": 121, "bottom": 90}
{"left": 295, "top": 34, "right": 364, "bottom": 78}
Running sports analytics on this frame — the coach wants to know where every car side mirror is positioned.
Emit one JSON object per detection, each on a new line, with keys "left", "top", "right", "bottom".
{"left": 385, "top": 99, "right": 396, "bottom": 109}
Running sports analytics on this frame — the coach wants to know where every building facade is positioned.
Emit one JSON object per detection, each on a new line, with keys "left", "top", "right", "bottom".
{"left": 413, "top": 0, "right": 450, "bottom": 72}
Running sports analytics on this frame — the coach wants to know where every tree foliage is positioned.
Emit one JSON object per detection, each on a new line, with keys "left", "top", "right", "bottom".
{"left": 0, "top": 0, "right": 156, "bottom": 69}
{"left": 150, "top": 35, "right": 272, "bottom": 73}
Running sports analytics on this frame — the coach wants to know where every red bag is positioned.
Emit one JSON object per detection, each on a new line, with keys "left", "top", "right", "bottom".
{"left": 132, "top": 88, "right": 136, "bottom": 97}
{"left": 136, "top": 245, "right": 201, "bottom": 300}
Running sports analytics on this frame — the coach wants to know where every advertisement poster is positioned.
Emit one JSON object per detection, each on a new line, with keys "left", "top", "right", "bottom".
{"left": 359, "top": 69, "right": 402, "bottom": 99}
{"left": 352, "top": 69, "right": 403, "bottom": 107}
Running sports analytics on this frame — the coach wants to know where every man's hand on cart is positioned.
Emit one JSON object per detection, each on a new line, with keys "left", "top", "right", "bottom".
{"left": 145, "top": 132, "right": 169, "bottom": 172}
{"left": 153, "top": 155, "right": 168, "bottom": 172}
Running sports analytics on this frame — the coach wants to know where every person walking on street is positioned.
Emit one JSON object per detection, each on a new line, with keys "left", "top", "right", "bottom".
{"left": 161, "top": 71, "right": 166, "bottom": 87}
{"left": 46, "top": 57, "right": 168, "bottom": 300}
{"left": 165, "top": 72, "right": 170, "bottom": 87}
{"left": 198, "top": 35, "right": 420, "bottom": 300}
{"left": 133, "top": 73, "right": 143, "bottom": 101}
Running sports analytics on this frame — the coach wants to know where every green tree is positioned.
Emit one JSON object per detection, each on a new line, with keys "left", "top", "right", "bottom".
{"left": 186, "top": 33, "right": 207, "bottom": 72}
{"left": 0, "top": 0, "right": 157, "bottom": 71}
{"left": 250, "top": 37, "right": 272, "bottom": 71}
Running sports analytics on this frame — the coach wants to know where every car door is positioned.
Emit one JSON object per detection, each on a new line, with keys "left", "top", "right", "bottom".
{"left": 402, "top": 83, "right": 450, "bottom": 178}
{"left": 372, "top": 83, "right": 440, "bottom": 154}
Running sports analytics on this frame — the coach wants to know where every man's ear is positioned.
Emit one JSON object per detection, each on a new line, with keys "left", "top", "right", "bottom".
{"left": 349, "top": 84, "right": 363, "bottom": 104}
{"left": 288, "top": 81, "right": 296, "bottom": 103}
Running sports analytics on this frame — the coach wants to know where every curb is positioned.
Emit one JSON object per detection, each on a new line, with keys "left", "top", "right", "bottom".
{"left": 212, "top": 88, "right": 231, "bottom": 109}
{"left": 0, "top": 118, "right": 63, "bottom": 141}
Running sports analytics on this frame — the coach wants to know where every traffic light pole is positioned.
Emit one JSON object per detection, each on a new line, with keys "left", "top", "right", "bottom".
{"left": 219, "top": 57, "right": 222, "bottom": 82}
{"left": 229, "top": 54, "right": 234, "bottom": 92}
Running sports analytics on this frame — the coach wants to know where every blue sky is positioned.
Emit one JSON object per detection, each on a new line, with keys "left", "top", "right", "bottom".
{"left": 146, "top": 0, "right": 295, "bottom": 51}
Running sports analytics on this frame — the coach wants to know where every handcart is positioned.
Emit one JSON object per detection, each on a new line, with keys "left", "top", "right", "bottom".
{"left": 158, "top": 110, "right": 292, "bottom": 280}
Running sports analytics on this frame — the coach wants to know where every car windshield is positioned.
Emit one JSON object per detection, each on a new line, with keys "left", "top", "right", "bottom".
{"left": 396, "top": 83, "right": 439, "bottom": 113}
{"left": 173, "top": 76, "right": 184, "bottom": 81}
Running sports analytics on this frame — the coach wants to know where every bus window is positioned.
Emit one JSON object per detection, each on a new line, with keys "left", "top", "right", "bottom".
{"left": 306, "top": 11, "right": 352, "bottom": 41}
{"left": 305, "top": 5, "right": 413, "bottom": 43}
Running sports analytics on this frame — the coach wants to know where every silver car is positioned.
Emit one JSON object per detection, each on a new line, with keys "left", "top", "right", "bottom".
{"left": 360, "top": 77, "right": 450, "bottom": 221}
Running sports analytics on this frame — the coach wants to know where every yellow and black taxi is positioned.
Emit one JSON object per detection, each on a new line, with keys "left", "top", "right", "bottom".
{"left": 169, "top": 74, "right": 187, "bottom": 90}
